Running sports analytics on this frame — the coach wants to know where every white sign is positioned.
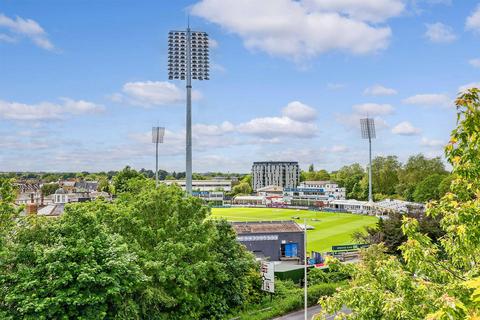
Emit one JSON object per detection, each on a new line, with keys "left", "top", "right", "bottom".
{"left": 237, "top": 235, "right": 279, "bottom": 242}
{"left": 260, "top": 261, "right": 275, "bottom": 293}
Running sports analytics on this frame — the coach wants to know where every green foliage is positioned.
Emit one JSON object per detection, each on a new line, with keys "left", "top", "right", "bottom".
{"left": 371, "top": 156, "right": 401, "bottom": 195}
{"left": 301, "top": 169, "right": 331, "bottom": 182}
{"left": 0, "top": 209, "right": 145, "bottom": 319}
{"left": 231, "top": 181, "right": 253, "bottom": 196}
{"left": 0, "top": 178, "right": 19, "bottom": 251}
{"left": 308, "top": 265, "right": 351, "bottom": 285}
{"left": 112, "top": 166, "right": 145, "bottom": 194}
{"left": 318, "top": 88, "right": 480, "bottom": 319}
{"left": 230, "top": 280, "right": 342, "bottom": 320}
{"left": 0, "top": 178, "right": 259, "bottom": 319}
{"left": 396, "top": 154, "right": 448, "bottom": 200}
{"left": 40, "top": 182, "right": 59, "bottom": 196}
{"left": 332, "top": 163, "right": 366, "bottom": 199}
{"left": 412, "top": 173, "right": 445, "bottom": 202}
{"left": 354, "top": 210, "right": 444, "bottom": 255}
{"left": 97, "top": 177, "right": 112, "bottom": 193}
{"left": 97, "top": 184, "right": 258, "bottom": 319}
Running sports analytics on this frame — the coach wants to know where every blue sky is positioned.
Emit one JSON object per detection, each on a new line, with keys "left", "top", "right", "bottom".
{"left": 0, "top": 0, "right": 479, "bottom": 173}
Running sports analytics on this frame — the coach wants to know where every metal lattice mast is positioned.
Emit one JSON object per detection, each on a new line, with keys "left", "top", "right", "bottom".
{"left": 168, "top": 28, "right": 209, "bottom": 195}
{"left": 360, "top": 118, "right": 376, "bottom": 203}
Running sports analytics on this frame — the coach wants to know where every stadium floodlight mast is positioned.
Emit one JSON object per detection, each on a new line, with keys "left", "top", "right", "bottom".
{"left": 152, "top": 126, "right": 165, "bottom": 187}
{"left": 168, "top": 26, "right": 209, "bottom": 195}
{"left": 360, "top": 118, "right": 376, "bottom": 203}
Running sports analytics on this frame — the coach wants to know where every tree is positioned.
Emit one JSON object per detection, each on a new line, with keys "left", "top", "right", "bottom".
{"left": 0, "top": 178, "right": 19, "bottom": 251}
{"left": 396, "top": 154, "right": 448, "bottom": 200}
{"left": 371, "top": 156, "right": 401, "bottom": 195}
{"left": 97, "top": 177, "right": 112, "bottom": 193}
{"left": 97, "top": 184, "right": 258, "bottom": 319}
{"left": 231, "top": 182, "right": 252, "bottom": 195}
{"left": 40, "top": 182, "right": 59, "bottom": 196}
{"left": 112, "top": 166, "right": 145, "bottom": 194}
{"left": 318, "top": 88, "right": 480, "bottom": 319}
{"left": 412, "top": 173, "right": 444, "bottom": 202}
{"left": 354, "top": 210, "right": 444, "bottom": 255}
{"left": 333, "top": 163, "right": 366, "bottom": 199}
{"left": 0, "top": 208, "right": 145, "bottom": 319}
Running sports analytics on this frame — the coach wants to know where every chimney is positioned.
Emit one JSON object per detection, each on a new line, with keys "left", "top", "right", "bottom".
{"left": 41, "top": 193, "right": 44, "bottom": 206}
{"left": 30, "top": 193, "right": 34, "bottom": 204}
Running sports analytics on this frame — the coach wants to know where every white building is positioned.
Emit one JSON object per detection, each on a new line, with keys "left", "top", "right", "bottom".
{"left": 299, "top": 181, "right": 346, "bottom": 199}
{"left": 252, "top": 161, "right": 300, "bottom": 191}
{"left": 328, "top": 199, "right": 373, "bottom": 214}
{"left": 283, "top": 180, "right": 346, "bottom": 207}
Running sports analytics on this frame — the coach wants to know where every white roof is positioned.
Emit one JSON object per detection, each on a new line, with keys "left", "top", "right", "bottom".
{"left": 234, "top": 195, "right": 265, "bottom": 201}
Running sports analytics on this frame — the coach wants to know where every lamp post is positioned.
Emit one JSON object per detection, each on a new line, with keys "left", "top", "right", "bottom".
{"left": 152, "top": 126, "right": 165, "bottom": 187}
{"left": 168, "top": 28, "right": 209, "bottom": 195}
{"left": 360, "top": 118, "right": 376, "bottom": 203}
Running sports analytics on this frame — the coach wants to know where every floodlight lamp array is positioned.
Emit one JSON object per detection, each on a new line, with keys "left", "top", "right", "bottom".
{"left": 168, "top": 30, "right": 209, "bottom": 80}
{"left": 152, "top": 127, "right": 165, "bottom": 143}
{"left": 360, "top": 118, "right": 376, "bottom": 139}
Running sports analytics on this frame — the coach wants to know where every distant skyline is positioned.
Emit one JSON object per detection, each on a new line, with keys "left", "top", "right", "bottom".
{"left": 0, "top": 0, "right": 478, "bottom": 173}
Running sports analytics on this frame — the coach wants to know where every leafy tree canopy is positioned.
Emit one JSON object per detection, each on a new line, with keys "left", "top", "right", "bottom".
{"left": 318, "top": 88, "right": 480, "bottom": 319}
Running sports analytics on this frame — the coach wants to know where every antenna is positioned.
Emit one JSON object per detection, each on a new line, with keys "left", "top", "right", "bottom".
{"left": 360, "top": 118, "right": 376, "bottom": 203}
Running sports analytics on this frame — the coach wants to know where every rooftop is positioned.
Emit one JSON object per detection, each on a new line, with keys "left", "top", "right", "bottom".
{"left": 231, "top": 220, "right": 303, "bottom": 234}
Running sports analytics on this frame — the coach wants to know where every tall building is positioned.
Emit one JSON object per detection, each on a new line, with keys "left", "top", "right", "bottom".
{"left": 252, "top": 161, "right": 300, "bottom": 191}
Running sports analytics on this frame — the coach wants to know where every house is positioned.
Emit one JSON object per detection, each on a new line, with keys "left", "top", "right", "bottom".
{"left": 231, "top": 221, "right": 305, "bottom": 262}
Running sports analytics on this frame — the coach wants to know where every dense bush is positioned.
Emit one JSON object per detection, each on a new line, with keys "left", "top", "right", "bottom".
{"left": 0, "top": 179, "right": 259, "bottom": 319}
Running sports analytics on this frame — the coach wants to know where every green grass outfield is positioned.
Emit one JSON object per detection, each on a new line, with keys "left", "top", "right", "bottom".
{"left": 210, "top": 207, "right": 378, "bottom": 253}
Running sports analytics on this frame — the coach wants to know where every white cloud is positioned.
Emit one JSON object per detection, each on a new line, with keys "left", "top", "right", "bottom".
{"left": 336, "top": 113, "right": 389, "bottom": 130}
{"left": 352, "top": 103, "right": 394, "bottom": 115}
{"left": 0, "top": 33, "right": 16, "bottom": 43}
{"left": 424, "top": 22, "right": 456, "bottom": 43}
{"left": 469, "top": 58, "right": 480, "bottom": 68}
{"left": 458, "top": 82, "right": 480, "bottom": 93}
{"left": 113, "top": 81, "right": 201, "bottom": 107}
{"left": 0, "top": 98, "right": 104, "bottom": 121}
{"left": 191, "top": 0, "right": 392, "bottom": 60}
{"left": 0, "top": 13, "right": 54, "bottom": 50}
{"left": 421, "top": 137, "right": 444, "bottom": 148}
{"left": 237, "top": 116, "right": 317, "bottom": 138}
{"left": 402, "top": 93, "right": 452, "bottom": 107}
{"left": 192, "top": 121, "right": 235, "bottom": 136}
{"left": 303, "top": 0, "right": 405, "bottom": 23}
{"left": 281, "top": 101, "right": 317, "bottom": 122}
{"left": 331, "top": 145, "right": 348, "bottom": 153}
{"left": 363, "top": 84, "right": 397, "bottom": 96}
{"left": 237, "top": 100, "right": 318, "bottom": 138}
{"left": 466, "top": 5, "right": 480, "bottom": 33}
{"left": 391, "top": 121, "right": 421, "bottom": 135}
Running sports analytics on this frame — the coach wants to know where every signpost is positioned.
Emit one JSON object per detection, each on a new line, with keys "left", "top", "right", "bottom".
{"left": 260, "top": 261, "right": 275, "bottom": 293}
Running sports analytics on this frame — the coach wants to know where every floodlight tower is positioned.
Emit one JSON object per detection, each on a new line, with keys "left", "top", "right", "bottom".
{"left": 168, "top": 27, "right": 209, "bottom": 195}
{"left": 152, "top": 126, "right": 165, "bottom": 187}
{"left": 360, "top": 118, "right": 376, "bottom": 203}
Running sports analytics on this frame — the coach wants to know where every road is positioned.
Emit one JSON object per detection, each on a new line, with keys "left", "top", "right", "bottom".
{"left": 272, "top": 305, "right": 346, "bottom": 320}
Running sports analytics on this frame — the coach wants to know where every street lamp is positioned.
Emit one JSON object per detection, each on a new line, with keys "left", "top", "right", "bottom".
{"left": 360, "top": 118, "right": 376, "bottom": 203}
{"left": 152, "top": 126, "right": 165, "bottom": 187}
{"left": 168, "top": 28, "right": 210, "bottom": 195}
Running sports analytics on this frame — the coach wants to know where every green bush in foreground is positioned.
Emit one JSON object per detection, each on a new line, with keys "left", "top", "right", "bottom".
{"left": 0, "top": 181, "right": 259, "bottom": 319}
